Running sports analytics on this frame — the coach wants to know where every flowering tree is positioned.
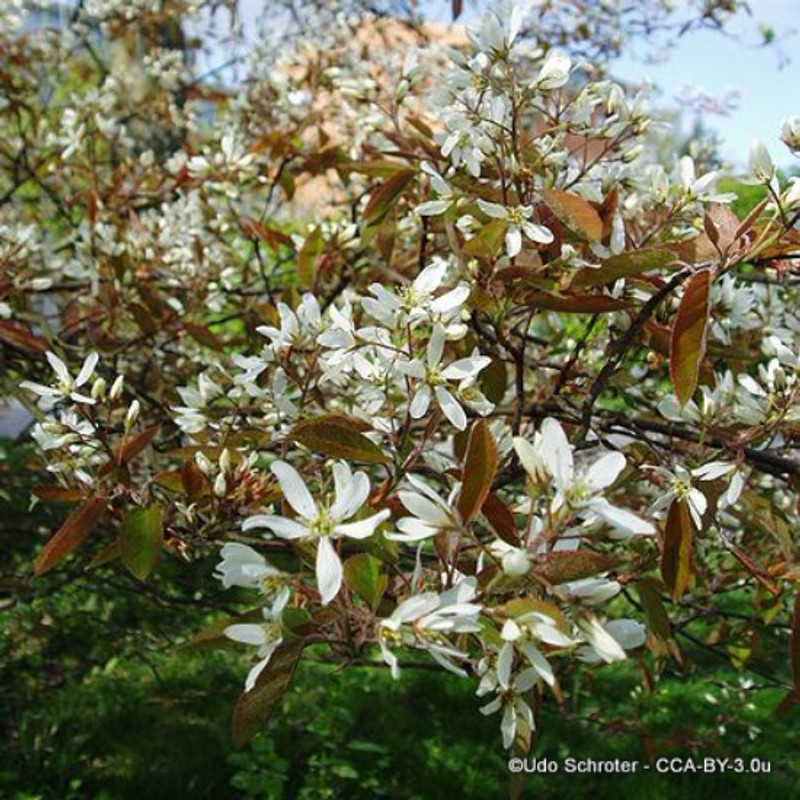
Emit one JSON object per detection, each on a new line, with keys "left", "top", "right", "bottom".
{"left": 4, "top": 0, "right": 800, "bottom": 776}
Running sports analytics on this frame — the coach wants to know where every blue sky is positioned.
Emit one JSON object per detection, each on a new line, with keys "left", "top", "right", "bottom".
{"left": 612, "top": 0, "right": 799, "bottom": 169}
{"left": 420, "top": 0, "right": 799, "bottom": 169}
{"left": 235, "top": 0, "right": 798, "bottom": 169}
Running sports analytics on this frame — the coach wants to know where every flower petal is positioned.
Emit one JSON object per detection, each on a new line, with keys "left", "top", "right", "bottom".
{"left": 316, "top": 537, "right": 342, "bottom": 605}
{"left": 271, "top": 461, "right": 317, "bottom": 520}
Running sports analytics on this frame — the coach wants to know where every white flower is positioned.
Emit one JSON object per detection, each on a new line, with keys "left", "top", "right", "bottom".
{"left": 386, "top": 473, "right": 461, "bottom": 543}
{"left": 534, "top": 50, "right": 571, "bottom": 92}
{"left": 577, "top": 617, "right": 645, "bottom": 664}
{"left": 257, "top": 294, "right": 322, "bottom": 353}
{"left": 513, "top": 418, "right": 655, "bottom": 537}
{"left": 780, "top": 115, "right": 800, "bottom": 153}
{"left": 415, "top": 162, "right": 457, "bottom": 217}
{"left": 225, "top": 592, "right": 288, "bottom": 692}
{"left": 242, "top": 461, "right": 390, "bottom": 605}
{"left": 676, "top": 156, "right": 736, "bottom": 204}
{"left": 476, "top": 199, "right": 553, "bottom": 258}
{"left": 750, "top": 140, "right": 775, "bottom": 183}
{"left": 477, "top": 661, "right": 539, "bottom": 749}
{"left": 214, "top": 542, "right": 290, "bottom": 605}
{"left": 399, "top": 325, "right": 491, "bottom": 430}
{"left": 20, "top": 351, "right": 99, "bottom": 406}
{"left": 362, "top": 259, "right": 469, "bottom": 330}
{"left": 647, "top": 464, "right": 707, "bottom": 528}
{"left": 378, "top": 579, "right": 482, "bottom": 678}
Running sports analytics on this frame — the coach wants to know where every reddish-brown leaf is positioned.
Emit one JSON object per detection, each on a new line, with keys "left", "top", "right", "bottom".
{"left": 289, "top": 415, "right": 389, "bottom": 464}
{"left": 792, "top": 594, "right": 800, "bottom": 695}
{"left": 670, "top": 268, "right": 711, "bottom": 406}
{"left": 457, "top": 419, "right": 499, "bottom": 524}
{"left": 571, "top": 248, "right": 676, "bottom": 289}
{"left": 34, "top": 496, "right": 106, "bottom": 576}
{"left": 536, "top": 551, "right": 620, "bottom": 585}
{"left": 541, "top": 188, "right": 603, "bottom": 242}
{"left": 232, "top": 639, "right": 304, "bottom": 747}
{"left": 87, "top": 538, "right": 122, "bottom": 570}
{"left": 186, "top": 322, "right": 225, "bottom": 351}
{"left": 32, "top": 485, "right": 84, "bottom": 504}
{"left": 181, "top": 458, "right": 207, "bottom": 503}
{"left": 520, "top": 291, "right": 630, "bottom": 313}
{"left": 660, "top": 499, "right": 693, "bottom": 601}
{"left": 363, "top": 169, "right": 416, "bottom": 225}
{"left": 241, "top": 217, "right": 293, "bottom": 249}
{"left": 0, "top": 320, "right": 48, "bottom": 354}
{"left": 481, "top": 492, "right": 520, "bottom": 547}
{"left": 115, "top": 424, "right": 160, "bottom": 467}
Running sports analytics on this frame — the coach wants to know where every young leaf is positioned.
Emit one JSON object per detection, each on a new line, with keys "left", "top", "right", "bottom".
{"left": 541, "top": 188, "right": 603, "bottom": 242}
{"left": 297, "top": 226, "right": 324, "bottom": 287}
{"left": 457, "top": 419, "right": 499, "bottom": 524}
{"left": 32, "top": 485, "right": 85, "bottom": 504}
{"left": 120, "top": 506, "right": 163, "bottom": 581}
{"left": 34, "top": 496, "right": 106, "bottom": 576}
{"left": 481, "top": 492, "right": 520, "bottom": 547}
{"left": 670, "top": 268, "right": 711, "bottom": 406}
{"left": 343, "top": 553, "right": 387, "bottom": 610}
{"left": 792, "top": 594, "right": 800, "bottom": 696}
{"left": 0, "top": 320, "right": 49, "bottom": 354}
{"left": 289, "top": 415, "right": 390, "bottom": 464}
{"left": 363, "top": 169, "right": 416, "bottom": 225}
{"left": 571, "top": 248, "right": 676, "bottom": 289}
{"left": 636, "top": 577, "right": 672, "bottom": 640}
{"left": 660, "top": 499, "right": 693, "bottom": 601}
{"left": 536, "top": 552, "right": 620, "bottom": 585}
{"left": 232, "top": 640, "right": 304, "bottom": 747}
{"left": 520, "top": 291, "right": 629, "bottom": 313}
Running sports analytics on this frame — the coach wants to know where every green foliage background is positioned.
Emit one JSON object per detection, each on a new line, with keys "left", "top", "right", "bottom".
{"left": 2, "top": 432, "right": 800, "bottom": 799}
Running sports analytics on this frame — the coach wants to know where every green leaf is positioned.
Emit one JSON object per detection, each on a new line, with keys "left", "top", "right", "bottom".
{"left": 660, "top": 499, "right": 693, "bottom": 601}
{"left": 343, "top": 553, "right": 387, "bottom": 610}
{"left": 232, "top": 640, "right": 304, "bottom": 747}
{"left": 462, "top": 219, "right": 507, "bottom": 259}
{"left": 637, "top": 577, "right": 672, "bottom": 640}
{"left": 571, "top": 248, "right": 676, "bottom": 289}
{"left": 363, "top": 169, "right": 416, "bottom": 225}
{"left": 289, "top": 415, "right": 390, "bottom": 464}
{"left": 541, "top": 188, "right": 603, "bottom": 242}
{"left": 670, "top": 268, "right": 711, "bottom": 406}
{"left": 297, "top": 226, "right": 324, "bottom": 287}
{"left": 120, "top": 506, "right": 163, "bottom": 581}
{"left": 457, "top": 419, "right": 499, "bottom": 524}
{"left": 34, "top": 496, "right": 106, "bottom": 576}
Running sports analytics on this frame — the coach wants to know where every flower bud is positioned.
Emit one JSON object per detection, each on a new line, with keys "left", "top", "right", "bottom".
{"left": 780, "top": 116, "right": 800, "bottom": 153}
{"left": 124, "top": 399, "right": 140, "bottom": 430}
{"left": 750, "top": 140, "right": 774, "bottom": 183}
{"left": 219, "top": 448, "right": 232, "bottom": 474}
{"left": 195, "top": 452, "right": 213, "bottom": 475}
{"left": 109, "top": 375, "right": 124, "bottom": 401}
{"left": 502, "top": 549, "right": 532, "bottom": 577}
{"left": 91, "top": 377, "right": 107, "bottom": 400}
{"left": 213, "top": 472, "right": 227, "bottom": 498}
